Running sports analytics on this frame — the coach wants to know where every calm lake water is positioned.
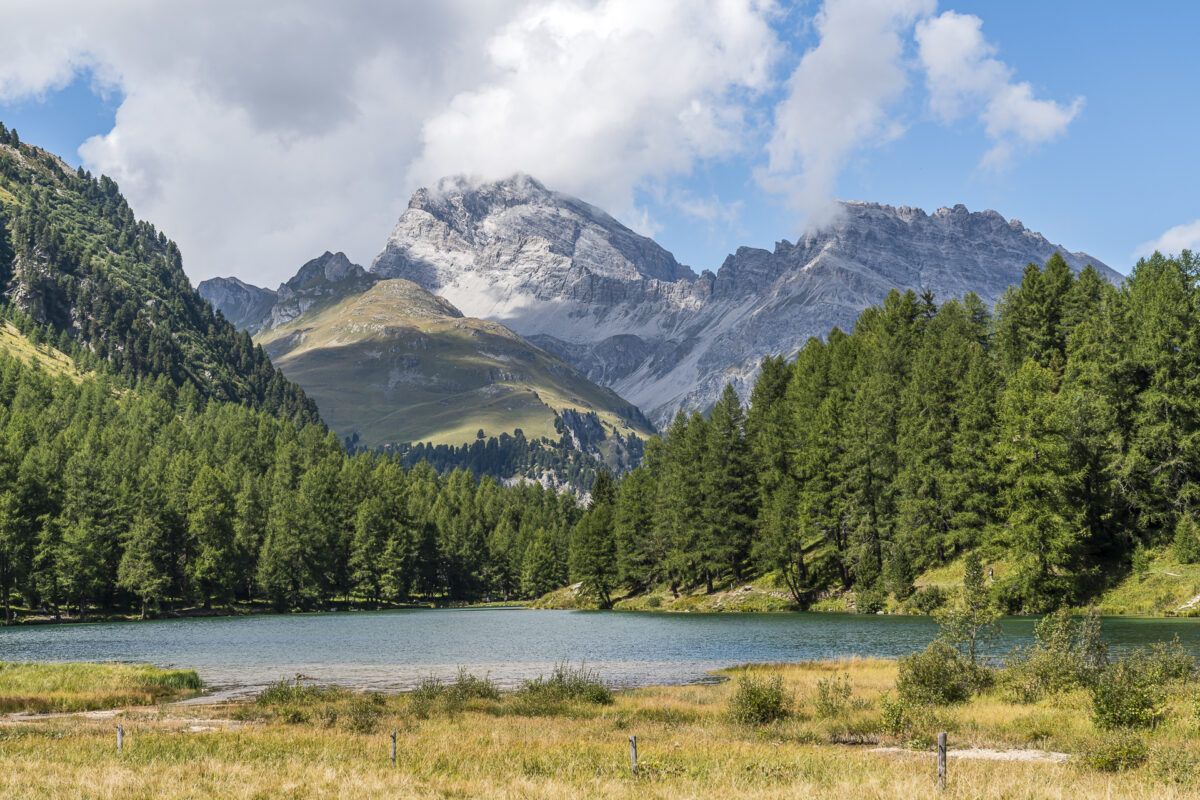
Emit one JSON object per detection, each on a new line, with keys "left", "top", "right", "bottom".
{"left": 1, "top": 608, "right": 1198, "bottom": 698}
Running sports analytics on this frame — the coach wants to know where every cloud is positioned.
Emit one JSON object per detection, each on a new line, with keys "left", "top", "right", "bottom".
{"left": 410, "top": 0, "right": 779, "bottom": 220}
{"left": 759, "top": 0, "right": 936, "bottom": 229}
{"left": 915, "top": 10, "right": 1083, "bottom": 169}
{"left": 1135, "top": 220, "right": 1200, "bottom": 260}
{"left": 0, "top": 0, "right": 779, "bottom": 286}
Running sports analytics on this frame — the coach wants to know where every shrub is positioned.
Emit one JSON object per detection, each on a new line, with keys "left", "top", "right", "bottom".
{"left": 519, "top": 662, "right": 612, "bottom": 705}
{"left": 447, "top": 668, "right": 501, "bottom": 703}
{"left": 1002, "top": 608, "right": 1107, "bottom": 702}
{"left": 344, "top": 694, "right": 385, "bottom": 733}
{"left": 1091, "top": 654, "right": 1166, "bottom": 730}
{"left": 1081, "top": 731, "right": 1148, "bottom": 772}
{"left": 408, "top": 675, "right": 445, "bottom": 718}
{"left": 813, "top": 673, "right": 852, "bottom": 719}
{"left": 904, "top": 586, "right": 946, "bottom": 614}
{"left": 646, "top": 596, "right": 662, "bottom": 609}
{"left": 855, "top": 587, "right": 885, "bottom": 615}
{"left": 878, "top": 691, "right": 912, "bottom": 736}
{"left": 1144, "top": 636, "right": 1196, "bottom": 684}
{"left": 897, "top": 641, "right": 982, "bottom": 705}
{"left": 728, "top": 673, "right": 791, "bottom": 725}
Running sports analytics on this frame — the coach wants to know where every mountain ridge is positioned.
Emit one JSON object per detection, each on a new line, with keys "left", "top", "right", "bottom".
{"left": 369, "top": 175, "right": 1118, "bottom": 425}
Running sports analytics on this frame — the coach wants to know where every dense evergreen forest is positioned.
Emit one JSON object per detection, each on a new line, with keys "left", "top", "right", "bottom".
{"left": 0, "top": 336, "right": 583, "bottom": 621}
{"left": 5, "top": 122, "right": 1200, "bottom": 621}
{"left": 568, "top": 251, "right": 1200, "bottom": 613}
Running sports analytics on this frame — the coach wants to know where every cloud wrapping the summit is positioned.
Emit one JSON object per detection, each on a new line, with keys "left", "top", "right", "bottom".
{"left": 0, "top": 1, "right": 1085, "bottom": 284}
{"left": 411, "top": 0, "right": 779, "bottom": 227}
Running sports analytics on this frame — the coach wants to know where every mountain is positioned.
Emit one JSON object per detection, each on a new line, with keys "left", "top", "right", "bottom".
{"left": 373, "top": 175, "right": 1120, "bottom": 425}
{"left": 200, "top": 253, "right": 654, "bottom": 470}
{"left": 0, "top": 124, "right": 318, "bottom": 422}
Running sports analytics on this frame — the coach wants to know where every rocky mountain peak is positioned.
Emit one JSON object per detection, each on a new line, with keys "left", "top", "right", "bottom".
{"left": 372, "top": 175, "right": 695, "bottom": 293}
{"left": 283, "top": 251, "right": 366, "bottom": 292}
{"left": 369, "top": 180, "right": 1120, "bottom": 426}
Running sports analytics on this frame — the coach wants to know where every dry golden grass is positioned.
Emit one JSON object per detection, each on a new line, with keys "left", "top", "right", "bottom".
{"left": 0, "top": 660, "right": 1196, "bottom": 799}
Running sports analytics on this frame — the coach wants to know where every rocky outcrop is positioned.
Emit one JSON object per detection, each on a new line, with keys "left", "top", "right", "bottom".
{"left": 196, "top": 276, "right": 276, "bottom": 333}
{"left": 198, "top": 251, "right": 378, "bottom": 334}
{"left": 371, "top": 176, "right": 1120, "bottom": 426}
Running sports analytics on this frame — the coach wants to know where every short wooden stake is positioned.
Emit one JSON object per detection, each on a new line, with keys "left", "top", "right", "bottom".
{"left": 629, "top": 735, "right": 637, "bottom": 775}
{"left": 937, "top": 731, "right": 947, "bottom": 789}
{"left": 390, "top": 731, "right": 397, "bottom": 767}
{"left": 116, "top": 724, "right": 124, "bottom": 752}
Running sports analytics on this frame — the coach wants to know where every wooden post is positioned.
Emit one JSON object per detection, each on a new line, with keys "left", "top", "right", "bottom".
{"left": 116, "top": 724, "right": 124, "bottom": 752}
{"left": 937, "top": 731, "right": 947, "bottom": 790}
{"left": 629, "top": 735, "right": 638, "bottom": 775}
{"left": 390, "top": 731, "right": 397, "bottom": 767}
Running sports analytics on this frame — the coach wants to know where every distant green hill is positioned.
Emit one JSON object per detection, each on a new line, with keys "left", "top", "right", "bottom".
{"left": 0, "top": 122, "right": 318, "bottom": 422}
{"left": 254, "top": 277, "right": 655, "bottom": 452}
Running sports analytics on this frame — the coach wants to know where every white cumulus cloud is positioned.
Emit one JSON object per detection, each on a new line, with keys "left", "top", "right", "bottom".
{"left": 1135, "top": 220, "right": 1200, "bottom": 260}
{"left": 915, "top": 10, "right": 1083, "bottom": 169}
{"left": 759, "top": 0, "right": 936, "bottom": 229}
{"left": 410, "top": 0, "right": 779, "bottom": 222}
{"left": 0, "top": 0, "right": 779, "bottom": 285}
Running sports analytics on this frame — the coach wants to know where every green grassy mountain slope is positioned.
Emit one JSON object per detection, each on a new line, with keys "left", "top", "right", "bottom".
{"left": 254, "top": 277, "right": 655, "bottom": 449}
{"left": 0, "top": 124, "right": 318, "bottom": 422}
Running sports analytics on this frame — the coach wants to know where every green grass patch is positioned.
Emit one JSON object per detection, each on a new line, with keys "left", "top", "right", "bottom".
{"left": 0, "top": 662, "right": 202, "bottom": 713}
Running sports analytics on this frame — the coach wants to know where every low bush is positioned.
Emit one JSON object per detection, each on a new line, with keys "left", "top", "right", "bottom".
{"left": 1081, "top": 731, "right": 1148, "bottom": 772}
{"left": 728, "top": 673, "right": 791, "bottom": 725}
{"left": 1090, "top": 655, "right": 1166, "bottom": 730}
{"left": 896, "top": 641, "right": 983, "bottom": 705}
{"left": 519, "top": 662, "right": 612, "bottom": 705}
{"left": 903, "top": 586, "right": 946, "bottom": 614}
{"left": 1144, "top": 636, "right": 1196, "bottom": 684}
{"left": 1001, "top": 608, "right": 1107, "bottom": 702}
{"left": 447, "top": 668, "right": 501, "bottom": 703}
{"left": 813, "top": 673, "right": 853, "bottom": 718}
{"left": 408, "top": 675, "right": 445, "bottom": 718}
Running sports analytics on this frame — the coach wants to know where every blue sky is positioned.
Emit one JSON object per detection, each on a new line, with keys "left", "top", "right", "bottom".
{"left": 1, "top": 1, "right": 1195, "bottom": 284}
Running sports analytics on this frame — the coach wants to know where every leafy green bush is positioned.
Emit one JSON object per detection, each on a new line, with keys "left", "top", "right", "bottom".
{"left": 903, "top": 586, "right": 946, "bottom": 614}
{"left": 878, "top": 690, "right": 919, "bottom": 736}
{"left": 1001, "top": 608, "right": 1107, "bottom": 702}
{"left": 1091, "top": 655, "right": 1166, "bottom": 730}
{"left": 408, "top": 675, "right": 445, "bottom": 718}
{"left": 447, "top": 668, "right": 501, "bottom": 702}
{"left": 1144, "top": 636, "right": 1196, "bottom": 684}
{"left": 344, "top": 694, "right": 385, "bottom": 733}
{"left": 855, "top": 587, "right": 885, "bottom": 615}
{"left": 1081, "top": 732, "right": 1148, "bottom": 772}
{"left": 728, "top": 673, "right": 791, "bottom": 725}
{"left": 813, "top": 673, "right": 853, "bottom": 718}
{"left": 519, "top": 662, "right": 612, "bottom": 705}
{"left": 897, "top": 640, "right": 982, "bottom": 705}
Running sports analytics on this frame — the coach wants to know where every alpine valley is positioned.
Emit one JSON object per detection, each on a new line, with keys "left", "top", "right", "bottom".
{"left": 204, "top": 172, "right": 1116, "bottom": 448}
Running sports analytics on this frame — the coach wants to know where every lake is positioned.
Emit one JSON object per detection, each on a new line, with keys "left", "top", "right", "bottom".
{"left": 1, "top": 609, "right": 1198, "bottom": 698}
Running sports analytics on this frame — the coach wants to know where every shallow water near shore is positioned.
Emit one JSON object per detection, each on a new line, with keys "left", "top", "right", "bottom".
{"left": 1, "top": 608, "right": 1198, "bottom": 699}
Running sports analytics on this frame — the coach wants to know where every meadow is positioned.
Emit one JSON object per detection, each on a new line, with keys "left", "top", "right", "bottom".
{"left": 0, "top": 657, "right": 1196, "bottom": 799}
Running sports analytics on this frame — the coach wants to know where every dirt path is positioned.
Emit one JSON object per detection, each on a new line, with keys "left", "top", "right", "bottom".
{"left": 870, "top": 746, "right": 1069, "bottom": 763}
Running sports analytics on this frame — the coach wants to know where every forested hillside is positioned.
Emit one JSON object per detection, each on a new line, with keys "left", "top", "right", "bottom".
{"left": 0, "top": 333, "right": 582, "bottom": 621}
{"left": 569, "top": 252, "right": 1200, "bottom": 614}
{"left": 0, "top": 123, "right": 316, "bottom": 422}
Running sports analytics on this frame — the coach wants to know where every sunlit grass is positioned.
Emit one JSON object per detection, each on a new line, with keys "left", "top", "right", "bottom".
{"left": 0, "top": 659, "right": 1197, "bottom": 798}
{"left": 0, "top": 661, "right": 201, "bottom": 712}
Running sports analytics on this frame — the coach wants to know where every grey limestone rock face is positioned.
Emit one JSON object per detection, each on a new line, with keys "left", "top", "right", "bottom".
{"left": 199, "top": 251, "right": 378, "bottom": 334}
{"left": 197, "top": 276, "right": 277, "bottom": 334}
{"left": 369, "top": 177, "right": 1120, "bottom": 427}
